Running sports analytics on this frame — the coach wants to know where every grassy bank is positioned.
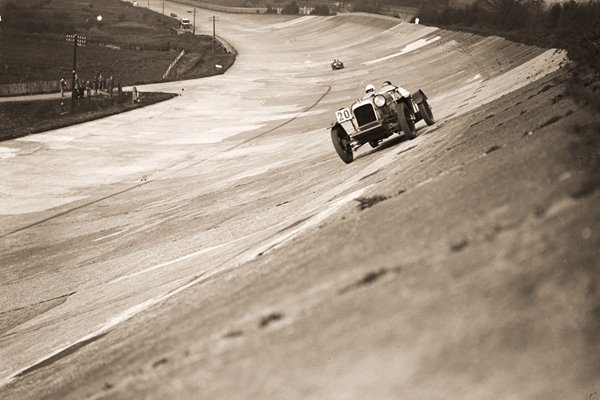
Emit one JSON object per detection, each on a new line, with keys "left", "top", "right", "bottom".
{"left": 0, "top": 91, "right": 178, "bottom": 141}
{"left": 0, "top": 0, "right": 235, "bottom": 87}
{"left": 417, "top": 0, "right": 600, "bottom": 108}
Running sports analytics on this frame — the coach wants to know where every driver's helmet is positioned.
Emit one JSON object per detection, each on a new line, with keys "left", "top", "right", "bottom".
{"left": 365, "top": 84, "right": 375, "bottom": 94}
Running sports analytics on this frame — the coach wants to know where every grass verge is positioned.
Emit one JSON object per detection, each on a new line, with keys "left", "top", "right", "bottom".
{"left": 0, "top": 0, "right": 235, "bottom": 87}
{"left": 0, "top": 91, "right": 177, "bottom": 141}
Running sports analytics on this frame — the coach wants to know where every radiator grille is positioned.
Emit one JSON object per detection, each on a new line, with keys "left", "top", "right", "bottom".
{"left": 354, "top": 104, "right": 377, "bottom": 127}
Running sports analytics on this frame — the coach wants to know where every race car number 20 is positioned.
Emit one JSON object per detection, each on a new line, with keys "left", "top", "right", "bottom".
{"left": 335, "top": 108, "right": 352, "bottom": 123}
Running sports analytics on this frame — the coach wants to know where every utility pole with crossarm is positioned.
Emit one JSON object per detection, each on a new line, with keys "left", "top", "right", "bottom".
{"left": 65, "top": 33, "right": 86, "bottom": 113}
{"left": 208, "top": 15, "right": 219, "bottom": 54}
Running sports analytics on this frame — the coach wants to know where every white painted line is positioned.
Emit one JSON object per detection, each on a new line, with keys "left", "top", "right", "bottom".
{"left": 93, "top": 228, "right": 130, "bottom": 242}
{"left": 244, "top": 186, "right": 371, "bottom": 262}
{"left": 161, "top": 202, "right": 189, "bottom": 214}
{"left": 109, "top": 243, "right": 227, "bottom": 283}
{"left": 466, "top": 73, "right": 482, "bottom": 82}
{"left": 363, "top": 36, "right": 441, "bottom": 66}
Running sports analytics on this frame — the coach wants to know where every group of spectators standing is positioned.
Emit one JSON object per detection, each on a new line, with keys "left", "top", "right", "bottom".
{"left": 60, "top": 73, "right": 119, "bottom": 99}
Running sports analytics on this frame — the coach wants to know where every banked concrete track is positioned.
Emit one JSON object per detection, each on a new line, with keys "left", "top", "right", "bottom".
{"left": 1, "top": 3, "right": 598, "bottom": 399}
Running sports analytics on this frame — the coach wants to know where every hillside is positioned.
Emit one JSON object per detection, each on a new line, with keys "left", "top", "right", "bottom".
{"left": 0, "top": 0, "right": 235, "bottom": 86}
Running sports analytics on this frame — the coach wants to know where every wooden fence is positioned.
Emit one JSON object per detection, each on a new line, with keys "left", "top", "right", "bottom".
{"left": 0, "top": 80, "right": 70, "bottom": 97}
{"left": 190, "top": 1, "right": 266, "bottom": 14}
{"left": 215, "top": 35, "right": 237, "bottom": 55}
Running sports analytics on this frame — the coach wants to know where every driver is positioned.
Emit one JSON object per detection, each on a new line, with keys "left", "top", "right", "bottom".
{"left": 362, "top": 84, "right": 376, "bottom": 99}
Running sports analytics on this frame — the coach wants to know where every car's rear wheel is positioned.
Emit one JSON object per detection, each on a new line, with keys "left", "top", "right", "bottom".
{"left": 418, "top": 98, "right": 435, "bottom": 126}
{"left": 331, "top": 126, "right": 353, "bottom": 164}
{"left": 398, "top": 102, "right": 417, "bottom": 139}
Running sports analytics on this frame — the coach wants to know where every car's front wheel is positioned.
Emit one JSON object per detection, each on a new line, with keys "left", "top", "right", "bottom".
{"left": 418, "top": 98, "right": 435, "bottom": 126}
{"left": 398, "top": 102, "right": 417, "bottom": 139}
{"left": 331, "top": 126, "right": 353, "bottom": 164}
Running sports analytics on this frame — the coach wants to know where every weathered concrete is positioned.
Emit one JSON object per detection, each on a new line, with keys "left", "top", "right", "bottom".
{"left": 1, "top": 3, "right": 598, "bottom": 400}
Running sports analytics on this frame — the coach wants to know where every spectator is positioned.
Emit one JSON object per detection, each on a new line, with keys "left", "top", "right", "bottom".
{"left": 78, "top": 78, "right": 85, "bottom": 98}
{"left": 59, "top": 78, "right": 67, "bottom": 97}
{"left": 93, "top": 73, "right": 99, "bottom": 95}
{"left": 86, "top": 80, "right": 91, "bottom": 97}
{"left": 75, "top": 79, "right": 81, "bottom": 99}
{"left": 98, "top": 73, "right": 104, "bottom": 92}
{"left": 107, "top": 76, "right": 113, "bottom": 95}
{"left": 132, "top": 86, "right": 139, "bottom": 104}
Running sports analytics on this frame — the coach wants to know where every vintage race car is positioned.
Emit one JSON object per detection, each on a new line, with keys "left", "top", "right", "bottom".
{"left": 331, "top": 60, "right": 344, "bottom": 70}
{"left": 330, "top": 85, "right": 435, "bottom": 163}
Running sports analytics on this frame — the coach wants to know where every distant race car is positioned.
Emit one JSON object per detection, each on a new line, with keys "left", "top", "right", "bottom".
{"left": 329, "top": 84, "right": 435, "bottom": 164}
{"left": 331, "top": 59, "right": 344, "bottom": 70}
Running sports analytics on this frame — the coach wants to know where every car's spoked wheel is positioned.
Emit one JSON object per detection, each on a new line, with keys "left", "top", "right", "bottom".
{"left": 418, "top": 98, "right": 435, "bottom": 126}
{"left": 398, "top": 102, "right": 417, "bottom": 139}
{"left": 331, "top": 126, "right": 354, "bottom": 164}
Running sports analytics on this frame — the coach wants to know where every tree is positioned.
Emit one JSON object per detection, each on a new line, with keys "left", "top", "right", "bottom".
{"left": 311, "top": 4, "right": 330, "bottom": 15}
{"left": 352, "top": 0, "right": 381, "bottom": 13}
{"left": 282, "top": 1, "right": 299, "bottom": 14}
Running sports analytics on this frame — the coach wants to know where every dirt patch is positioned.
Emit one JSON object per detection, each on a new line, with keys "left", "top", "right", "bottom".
{"left": 450, "top": 239, "right": 469, "bottom": 252}
{"left": 539, "top": 115, "right": 563, "bottom": 129}
{"left": 223, "top": 330, "right": 244, "bottom": 339}
{"left": 339, "top": 267, "right": 403, "bottom": 294}
{"left": 484, "top": 145, "right": 501, "bottom": 155}
{"left": 569, "top": 122, "right": 600, "bottom": 198}
{"left": 354, "top": 195, "right": 389, "bottom": 210}
{"left": 152, "top": 358, "right": 168, "bottom": 368}
{"left": 258, "top": 313, "right": 284, "bottom": 328}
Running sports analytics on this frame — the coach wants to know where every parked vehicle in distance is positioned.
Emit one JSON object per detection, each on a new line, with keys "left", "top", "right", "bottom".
{"left": 329, "top": 83, "right": 435, "bottom": 163}
{"left": 180, "top": 18, "right": 192, "bottom": 29}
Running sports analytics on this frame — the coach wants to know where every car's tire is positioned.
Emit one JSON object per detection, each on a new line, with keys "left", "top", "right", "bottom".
{"left": 331, "top": 126, "right": 353, "bottom": 164}
{"left": 418, "top": 98, "right": 435, "bottom": 126}
{"left": 398, "top": 102, "right": 417, "bottom": 139}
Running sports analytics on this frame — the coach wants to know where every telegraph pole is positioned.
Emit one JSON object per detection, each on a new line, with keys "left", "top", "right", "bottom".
{"left": 162, "top": 1, "right": 164, "bottom": 14}
{"left": 65, "top": 33, "right": 86, "bottom": 113}
{"left": 193, "top": 8, "right": 196, "bottom": 35}
{"left": 208, "top": 15, "right": 219, "bottom": 54}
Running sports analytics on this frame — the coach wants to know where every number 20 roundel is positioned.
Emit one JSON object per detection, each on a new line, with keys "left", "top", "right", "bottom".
{"left": 335, "top": 108, "right": 352, "bottom": 124}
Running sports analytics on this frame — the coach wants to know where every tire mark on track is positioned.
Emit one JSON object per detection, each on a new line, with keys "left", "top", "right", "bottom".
{"left": 227, "top": 85, "right": 332, "bottom": 150}
{"left": 0, "top": 291, "right": 75, "bottom": 317}
{"left": 0, "top": 86, "right": 332, "bottom": 239}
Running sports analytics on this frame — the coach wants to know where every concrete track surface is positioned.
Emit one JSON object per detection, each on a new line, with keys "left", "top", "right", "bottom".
{"left": 1, "top": 3, "right": 599, "bottom": 399}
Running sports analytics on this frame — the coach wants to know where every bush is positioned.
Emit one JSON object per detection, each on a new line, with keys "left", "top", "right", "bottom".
{"left": 281, "top": 1, "right": 299, "bottom": 14}
{"left": 311, "top": 4, "right": 330, "bottom": 15}
{"left": 352, "top": 0, "right": 381, "bottom": 13}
